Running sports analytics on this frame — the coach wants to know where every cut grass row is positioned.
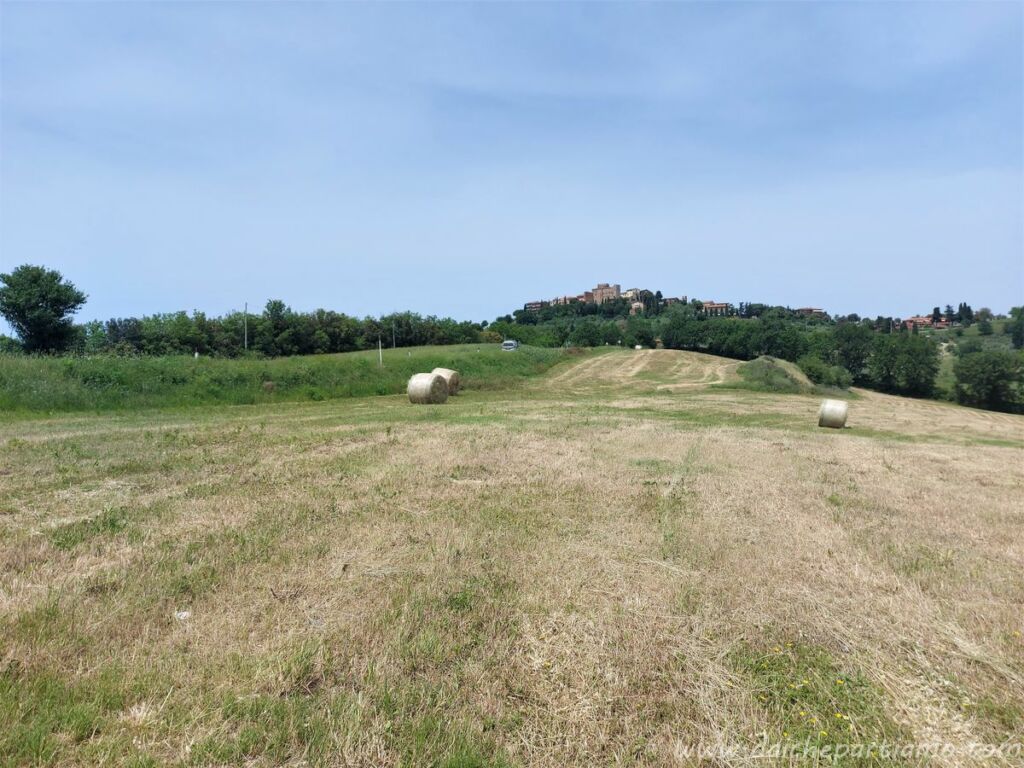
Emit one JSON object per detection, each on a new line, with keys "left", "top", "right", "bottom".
{"left": 0, "top": 345, "right": 573, "bottom": 416}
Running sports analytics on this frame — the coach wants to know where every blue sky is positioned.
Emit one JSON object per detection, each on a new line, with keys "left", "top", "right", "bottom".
{"left": 1, "top": 1, "right": 1021, "bottom": 328}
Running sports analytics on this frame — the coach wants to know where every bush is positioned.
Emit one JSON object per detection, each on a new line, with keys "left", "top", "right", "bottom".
{"left": 0, "top": 336, "right": 22, "bottom": 354}
{"left": 797, "top": 355, "right": 853, "bottom": 389}
{"left": 956, "top": 338, "right": 983, "bottom": 356}
{"left": 734, "top": 357, "right": 812, "bottom": 394}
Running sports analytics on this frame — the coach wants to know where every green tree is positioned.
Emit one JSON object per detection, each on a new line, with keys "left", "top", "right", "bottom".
{"left": 954, "top": 349, "right": 1022, "bottom": 413}
{"left": 0, "top": 265, "right": 87, "bottom": 352}
{"left": 0, "top": 334, "right": 23, "bottom": 353}
{"left": 759, "top": 320, "right": 807, "bottom": 361}
{"left": 81, "top": 320, "right": 109, "bottom": 354}
{"left": 868, "top": 333, "right": 938, "bottom": 397}
{"left": 257, "top": 299, "right": 297, "bottom": 356}
{"left": 623, "top": 316, "right": 655, "bottom": 348}
{"left": 868, "top": 335, "right": 900, "bottom": 393}
{"left": 977, "top": 319, "right": 993, "bottom": 336}
{"left": 896, "top": 334, "right": 939, "bottom": 396}
{"left": 1008, "top": 307, "right": 1023, "bottom": 349}
{"left": 833, "top": 323, "right": 874, "bottom": 382}
{"left": 569, "top": 320, "right": 603, "bottom": 347}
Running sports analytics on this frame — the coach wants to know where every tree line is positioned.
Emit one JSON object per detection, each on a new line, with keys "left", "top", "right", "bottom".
{"left": 2, "top": 264, "right": 1022, "bottom": 412}
{"left": 0, "top": 265, "right": 492, "bottom": 357}
{"left": 83, "top": 303, "right": 487, "bottom": 357}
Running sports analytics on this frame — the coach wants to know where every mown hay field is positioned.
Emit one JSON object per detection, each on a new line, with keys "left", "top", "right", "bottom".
{"left": 2, "top": 349, "right": 1022, "bottom": 767}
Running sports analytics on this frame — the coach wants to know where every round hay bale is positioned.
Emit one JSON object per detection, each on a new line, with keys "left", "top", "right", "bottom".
{"left": 818, "top": 399, "right": 848, "bottom": 429}
{"left": 431, "top": 367, "right": 460, "bottom": 395}
{"left": 407, "top": 373, "right": 448, "bottom": 404}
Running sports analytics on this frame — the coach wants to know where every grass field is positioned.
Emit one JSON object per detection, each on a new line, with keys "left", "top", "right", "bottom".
{"left": 2, "top": 348, "right": 1023, "bottom": 766}
{"left": 0, "top": 345, "right": 571, "bottom": 415}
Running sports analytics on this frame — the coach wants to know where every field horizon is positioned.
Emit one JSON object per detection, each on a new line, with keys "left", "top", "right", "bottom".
{"left": 2, "top": 348, "right": 1022, "bottom": 766}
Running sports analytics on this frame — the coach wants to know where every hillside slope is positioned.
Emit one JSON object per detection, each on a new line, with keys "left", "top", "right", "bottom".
{"left": 546, "top": 348, "right": 740, "bottom": 391}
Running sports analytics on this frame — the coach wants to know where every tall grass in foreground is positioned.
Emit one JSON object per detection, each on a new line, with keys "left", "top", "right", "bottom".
{"left": 0, "top": 344, "right": 569, "bottom": 415}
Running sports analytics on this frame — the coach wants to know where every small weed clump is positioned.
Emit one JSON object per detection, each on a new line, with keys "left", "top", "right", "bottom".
{"left": 731, "top": 640, "right": 910, "bottom": 761}
{"left": 48, "top": 508, "right": 129, "bottom": 550}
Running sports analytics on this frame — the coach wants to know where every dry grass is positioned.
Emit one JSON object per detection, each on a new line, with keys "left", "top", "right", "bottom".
{"left": 1, "top": 349, "right": 1022, "bottom": 766}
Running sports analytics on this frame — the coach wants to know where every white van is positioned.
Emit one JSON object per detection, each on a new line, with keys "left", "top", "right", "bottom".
{"left": 501, "top": 339, "right": 520, "bottom": 351}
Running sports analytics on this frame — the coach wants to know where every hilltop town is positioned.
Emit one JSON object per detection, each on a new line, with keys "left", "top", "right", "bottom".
{"left": 525, "top": 282, "right": 826, "bottom": 319}
{"left": 521, "top": 282, "right": 983, "bottom": 330}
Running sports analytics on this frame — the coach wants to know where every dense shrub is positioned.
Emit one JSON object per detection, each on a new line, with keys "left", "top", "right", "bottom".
{"left": 796, "top": 355, "right": 853, "bottom": 389}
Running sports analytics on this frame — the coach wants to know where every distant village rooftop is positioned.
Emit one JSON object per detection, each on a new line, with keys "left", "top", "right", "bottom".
{"left": 521, "top": 283, "right": 845, "bottom": 320}
{"left": 524, "top": 282, "right": 686, "bottom": 311}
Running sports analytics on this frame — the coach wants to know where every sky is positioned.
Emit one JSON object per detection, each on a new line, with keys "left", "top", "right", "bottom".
{"left": 1, "top": 1, "right": 1022, "bottom": 330}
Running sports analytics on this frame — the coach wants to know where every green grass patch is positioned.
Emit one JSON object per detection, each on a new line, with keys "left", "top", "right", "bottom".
{"left": 194, "top": 638, "right": 515, "bottom": 767}
{"left": 731, "top": 640, "right": 910, "bottom": 762}
{"left": 970, "top": 693, "right": 1024, "bottom": 740}
{"left": 0, "top": 345, "right": 575, "bottom": 416}
{"left": 0, "top": 663, "right": 142, "bottom": 767}
{"left": 369, "top": 681, "right": 515, "bottom": 768}
{"left": 190, "top": 691, "right": 360, "bottom": 767}
{"left": 883, "top": 543, "right": 955, "bottom": 579}
{"left": 48, "top": 507, "right": 130, "bottom": 550}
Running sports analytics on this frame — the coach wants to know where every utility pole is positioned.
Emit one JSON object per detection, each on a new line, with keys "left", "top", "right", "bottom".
{"left": 392, "top": 323, "right": 396, "bottom": 349}
{"left": 243, "top": 302, "right": 248, "bottom": 352}
{"left": 378, "top": 337, "right": 383, "bottom": 367}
